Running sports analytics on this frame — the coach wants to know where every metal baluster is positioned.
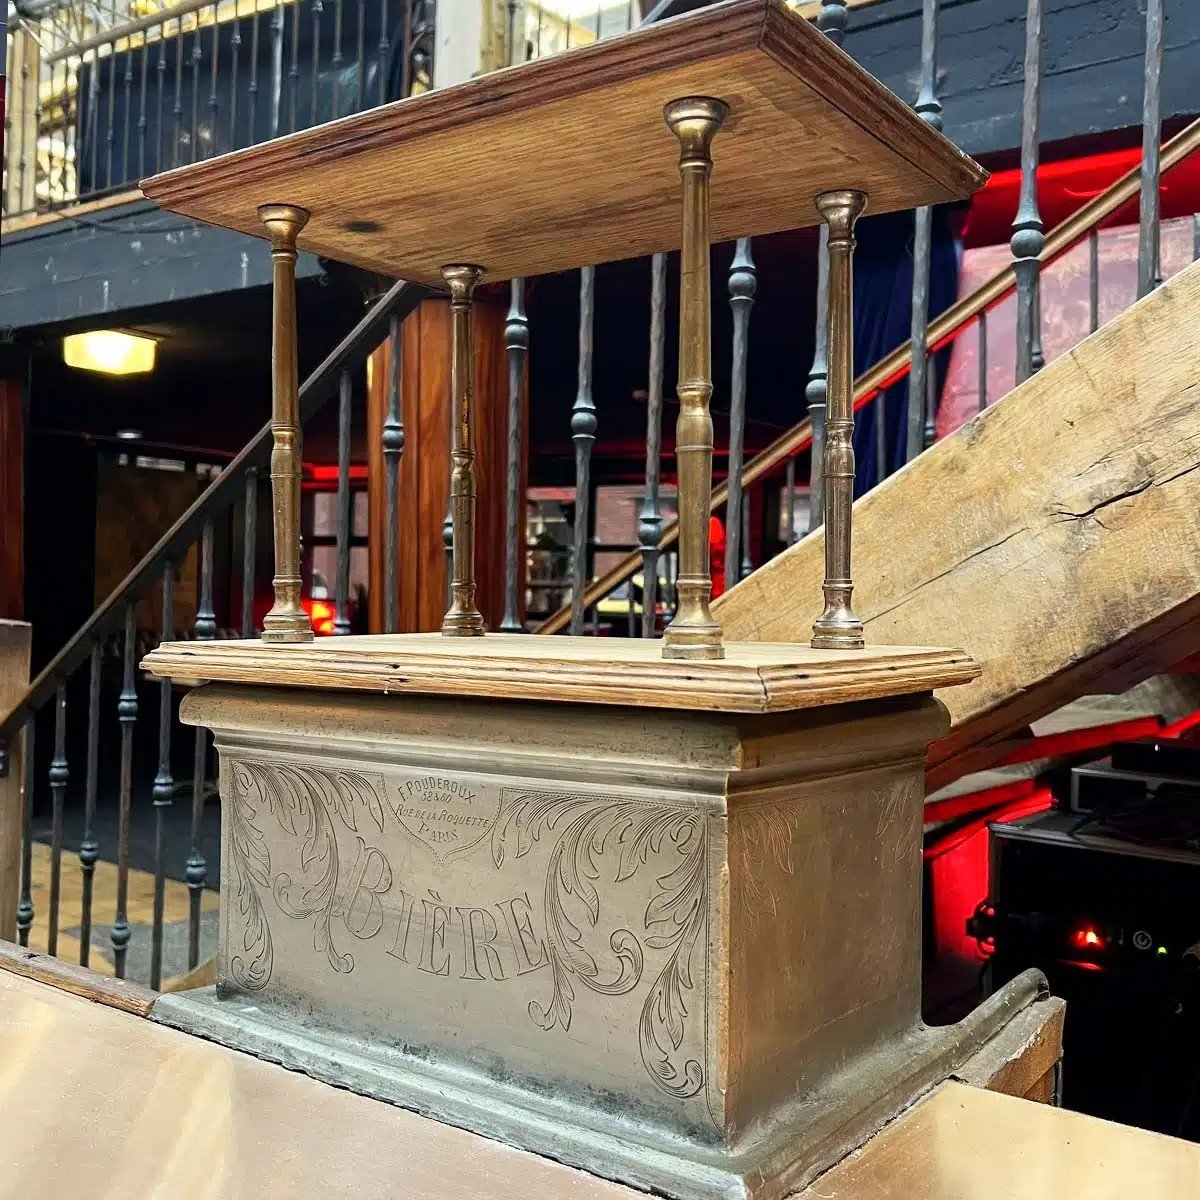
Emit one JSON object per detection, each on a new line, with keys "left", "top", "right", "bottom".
{"left": 442, "top": 505, "right": 453, "bottom": 610}
{"left": 332, "top": 0, "right": 345, "bottom": 116}
{"left": 270, "top": 3, "right": 284, "bottom": 137}
{"left": 47, "top": 687, "right": 68, "bottom": 958}
{"left": 113, "top": 602, "right": 137, "bottom": 980}
{"left": 248, "top": 6, "right": 261, "bottom": 143}
{"left": 978, "top": 310, "right": 989, "bottom": 413}
{"left": 208, "top": 2, "right": 221, "bottom": 156}
{"left": 784, "top": 457, "right": 797, "bottom": 547}
{"left": 924, "top": 360, "right": 937, "bottom": 448}
{"left": 311, "top": 0, "right": 324, "bottom": 127}
{"left": 806, "top": 0, "right": 847, "bottom": 518}
{"left": 16, "top": 714, "right": 34, "bottom": 948}
{"left": 242, "top": 468, "right": 258, "bottom": 637}
{"left": 288, "top": 0, "right": 301, "bottom": 131}
{"left": 1138, "top": 0, "right": 1165, "bottom": 299}
{"left": 88, "top": 48, "right": 101, "bottom": 197}
{"left": 874, "top": 390, "right": 886, "bottom": 482}
{"left": 190, "top": 13, "right": 202, "bottom": 163}
{"left": 106, "top": 38, "right": 119, "bottom": 187}
{"left": 638, "top": 253, "right": 667, "bottom": 638}
{"left": 187, "top": 520, "right": 216, "bottom": 970}
{"left": 156, "top": 15, "right": 168, "bottom": 170}
{"left": 173, "top": 16, "right": 185, "bottom": 167}
{"left": 150, "top": 565, "right": 174, "bottom": 990}
{"left": 334, "top": 370, "right": 353, "bottom": 635}
{"left": 5, "top": 35, "right": 15, "bottom": 212}
{"left": 230, "top": 15, "right": 242, "bottom": 147}
{"left": 724, "top": 238, "right": 756, "bottom": 591}
{"left": 382, "top": 313, "right": 404, "bottom": 633}
{"left": 355, "top": 0, "right": 366, "bottom": 112}
{"left": 501, "top": 279, "right": 530, "bottom": 633}
{"left": 137, "top": 32, "right": 149, "bottom": 177}
{"left": 739, "top": 495, "right": 752, "bottom": 581}
{"left": 78, "top": 646, "right": 101, "bottom": 966}
{"left": 807, "top": 231, "right": 830, "bottom": 523}
{"left": 570, "top": 266, "right": 597, "bottom": 637}
{"left": 121, "top": 34, "right": 134, "bottom": 187}
{"left": 906, "top": 0, "right": 942, "bottom": 462}
{"left": 817, "top": 0, "right": 847, "bottom": 44}
{"left": 1012, "top": 0, "right": 1044, "bottom": 386}
{"left": 1088, "top": 231, "right": 1100, "bottom": 334}
{"left": 377, "top": 0, "right": 390, "bottom": 105}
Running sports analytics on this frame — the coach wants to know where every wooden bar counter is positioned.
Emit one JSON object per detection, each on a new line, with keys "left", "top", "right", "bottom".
{"left": 141, "top": 635, "right": 1053, "bottom": 1200}
{"left": 136, "top": 2, "right": 1066, "bottom": 1196}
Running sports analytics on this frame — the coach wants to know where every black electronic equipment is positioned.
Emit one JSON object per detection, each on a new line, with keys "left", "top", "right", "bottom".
{"left": 983, "top": 809, "right": 1200, "bottom": 1138}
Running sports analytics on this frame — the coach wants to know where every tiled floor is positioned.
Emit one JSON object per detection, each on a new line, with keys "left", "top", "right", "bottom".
{"left": 24, "top": 842, "right": 219, "bottom": 988}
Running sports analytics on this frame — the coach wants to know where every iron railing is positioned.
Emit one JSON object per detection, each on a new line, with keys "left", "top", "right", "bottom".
{"left": 531, "top": 0, "right": 1186, "bottom": 637}
{"left": 1, "top": 277, "right": 432, "bottom": 985}
{"left": 2, "top": 0, "right": 434, "bottom": 219}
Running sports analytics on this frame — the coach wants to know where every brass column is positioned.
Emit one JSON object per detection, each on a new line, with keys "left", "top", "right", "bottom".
{"left": 441, "top": 264, "right": 487, "bottom": 636}
{"left": 811, "top": 189, "right": 868, "bottom": 650}
{"left": 259, "top": 203, "right": 312, "bottom": 644}
{"left": 662, "top": 96, "right": 728, "bottom": 661}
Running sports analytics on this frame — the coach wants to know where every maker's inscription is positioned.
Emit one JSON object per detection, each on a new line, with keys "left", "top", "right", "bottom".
{"left": 226, "top": 758, "right": 710, "bottom": 1101}
{"left": 388, "top": 775, "right": 501, "bottom": 863}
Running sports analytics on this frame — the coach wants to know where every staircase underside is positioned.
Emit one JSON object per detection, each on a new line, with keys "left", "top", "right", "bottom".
{"left": 717, "top": 260, "right": 1200, "bottom": 791}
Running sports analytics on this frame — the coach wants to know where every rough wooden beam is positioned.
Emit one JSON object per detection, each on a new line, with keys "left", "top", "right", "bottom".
{"left": 717, "top": 260, "right": 1200, "bottom": 790}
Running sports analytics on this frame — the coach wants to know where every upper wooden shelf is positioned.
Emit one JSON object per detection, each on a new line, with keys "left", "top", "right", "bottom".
{"left": 141, "top": 633, "right": 979, "bottom": 714}
{"left": 140, "top": 0, "right": 987, "bottom": 287}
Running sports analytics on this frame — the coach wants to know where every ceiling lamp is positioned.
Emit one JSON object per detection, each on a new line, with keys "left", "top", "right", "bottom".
{"left": 63, "top": 330, "right": 157, "bottom": 376}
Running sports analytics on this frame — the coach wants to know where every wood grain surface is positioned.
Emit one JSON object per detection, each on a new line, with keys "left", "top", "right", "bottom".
{"left": 0, "top": 941, "right": 156, "bottom": 1017}
{"left": 717, "top": 259, "right": 1200, "bottom": 788}
{"left": 140, "top": 0, "right": 986, "bottom": 285}
{"left": 142, "top": 632, "right": 979, "bottom": 713}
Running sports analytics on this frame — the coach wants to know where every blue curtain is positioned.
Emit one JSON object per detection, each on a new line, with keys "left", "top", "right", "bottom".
{"left": 850, "top": 206, "right": 962, "bottom": 496}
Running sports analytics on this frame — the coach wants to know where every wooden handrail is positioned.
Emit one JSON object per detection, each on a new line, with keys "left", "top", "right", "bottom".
{"left": 533, "top": 116, "right": 1200, "bottom": 637}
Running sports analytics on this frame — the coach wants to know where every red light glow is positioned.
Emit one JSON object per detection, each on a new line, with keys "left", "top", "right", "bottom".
{"left": 303, "top": 598, "right": 336, "bottom": 636}
{"left": 1070, "top": 926, "right": 1106, "bottom": 953}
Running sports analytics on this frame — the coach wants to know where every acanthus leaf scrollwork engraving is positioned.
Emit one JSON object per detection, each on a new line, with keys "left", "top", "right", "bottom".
{"left": 491, "top": 791, "right": 708, "bottom": 1099}
{"left": 227, "top": 760, "right": 388, "bottom": 985}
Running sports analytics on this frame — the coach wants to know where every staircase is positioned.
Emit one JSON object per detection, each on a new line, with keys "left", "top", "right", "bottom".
{"left": 717, "top": 259, "right": 1200, "bottom": 791}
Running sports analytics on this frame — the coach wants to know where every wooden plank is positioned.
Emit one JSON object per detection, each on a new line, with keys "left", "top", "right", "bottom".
{"left": 141, "top": 632, "right": 978, "bottom": 713}
{"left": 140, "top": 0, "right": 986, "bottom": 286}
{"left": 0, "top": 941, "right": 156, "bottom": 1017}
{"left": 0, "top": 622, "right": 31, "bottom": 941}
{"left": 795, "top": 1080, "right": 1200, "bottom": 1198}
{"left": 717, "top": 259, "right": 1200, "bottom": 789}
{"left": 0, "top": 188, "right": 144, "bottom": 236}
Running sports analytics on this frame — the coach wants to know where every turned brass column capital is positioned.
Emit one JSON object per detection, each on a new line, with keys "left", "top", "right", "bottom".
{"left": 259, "top": 202, "right": 313, "bottom": 645}
{"left": 441, "top": 262, "right": 487, "bottom": 638}
{"left": 811, "top": 187, "right": 868, "bottom": 652}
{"left": 662, "top": 95, "right": 728, "bottom": 662}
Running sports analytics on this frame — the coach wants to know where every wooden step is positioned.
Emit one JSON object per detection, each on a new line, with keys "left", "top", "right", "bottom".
{"left": 716, "top": 259, "right": 1200, "bottom": 790}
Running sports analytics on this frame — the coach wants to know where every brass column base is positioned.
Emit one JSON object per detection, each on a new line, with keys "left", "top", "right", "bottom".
{"left": 663, "top": 581, "right": 724, "bottom": 660}
{"left": 262, "top": 610, "right": 315, "bottom": 644}
{"left": 441, "top": 610, "right": 486, "bottom": 637}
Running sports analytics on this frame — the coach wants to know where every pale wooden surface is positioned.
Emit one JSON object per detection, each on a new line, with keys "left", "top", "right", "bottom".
{"left": 0, "top": 621, "right": 31, "bottom": 941}
{"left": 0, "top": 968, "right": 643, "bottom": 1200}
{"left": 142, "top": 632, "right": 978, "bottom": 713}
{"left": 140, "top": 0, "right": 985, "bottom": 286}
{"left": 718, "top": 258, "right": 1200, "bottom": 789}
{"left": 797, "top": 1081, "right": 1200, "bottom": 1199}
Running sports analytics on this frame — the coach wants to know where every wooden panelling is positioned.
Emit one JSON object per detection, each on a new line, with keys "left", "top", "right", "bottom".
{"left": 0, "top": 622, "right": 31, "bottom": 941}
{"left": 0, "top": 378, "right": 23, "bottom": 621}
{"left": 367, "top": 294, "right": 512, "bottom": 633}
{"left": 140, "top": 0, "right": 985, "bottom": 285}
